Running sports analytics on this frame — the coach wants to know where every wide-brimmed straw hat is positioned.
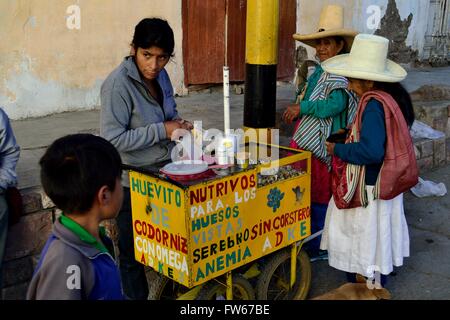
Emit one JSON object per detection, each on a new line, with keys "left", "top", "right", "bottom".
{"left": 321, "top": 34, "right": 407, "bottom": 83}
{"left": 293, "top": 5, "right": 358, "bottom": 52}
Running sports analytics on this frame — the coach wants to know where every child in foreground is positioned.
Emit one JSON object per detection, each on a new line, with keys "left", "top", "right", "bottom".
{"left": 27, "top": 134, "right": 125, "bottom": 300}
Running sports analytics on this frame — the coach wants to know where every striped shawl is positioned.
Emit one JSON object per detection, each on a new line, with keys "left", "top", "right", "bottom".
{"left": 293, "top": 70, "right": 357, "bottom": 165}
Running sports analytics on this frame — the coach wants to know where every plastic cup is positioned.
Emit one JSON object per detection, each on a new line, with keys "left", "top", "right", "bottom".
{"left": 236, "top": 152, "right": 249, "bottom": 169}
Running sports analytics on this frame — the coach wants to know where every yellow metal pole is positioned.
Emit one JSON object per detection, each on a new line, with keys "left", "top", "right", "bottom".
{"left": 290, "top": 243, "right": 297, "bottom": 289}
{"left": 226, "top": 272, "right": 233, "bottom": 300}
{"left": 244, "top": 0, "right": 279, "bottom": 145}
{"left": 245, "top": 0, "right": 279, "bottom": 65}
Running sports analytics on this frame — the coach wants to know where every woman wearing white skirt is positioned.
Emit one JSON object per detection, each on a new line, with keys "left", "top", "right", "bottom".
{"left": 322, "top": 187, "right": 410, "bottom": 285}
{"left": 320, "top": 34, "right": 419, "bottom": 287}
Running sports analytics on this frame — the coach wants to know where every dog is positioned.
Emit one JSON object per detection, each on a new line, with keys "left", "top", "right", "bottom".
{"left": 311, "top": 283, "right": 391, "bottom": 300}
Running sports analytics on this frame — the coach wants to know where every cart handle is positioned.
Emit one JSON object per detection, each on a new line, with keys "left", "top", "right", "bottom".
{"left": 296, "top": 230, "right": 323, "bottom": 249}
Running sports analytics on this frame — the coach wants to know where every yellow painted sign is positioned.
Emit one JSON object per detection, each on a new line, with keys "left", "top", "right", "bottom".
{"left": 130, "top": 150, "right": 311, "bottom": 288}
{"left": 130, "top": 172, "right": 190, "bottom": 287}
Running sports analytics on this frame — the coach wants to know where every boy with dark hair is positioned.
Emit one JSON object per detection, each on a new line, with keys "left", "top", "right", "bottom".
{"left": 27, "top": 134, "right": 125, "bottom": 300}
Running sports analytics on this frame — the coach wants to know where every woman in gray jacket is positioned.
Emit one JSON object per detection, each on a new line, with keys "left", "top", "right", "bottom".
{"left": 100, "top": 18, "right": 192, "bottom": 300}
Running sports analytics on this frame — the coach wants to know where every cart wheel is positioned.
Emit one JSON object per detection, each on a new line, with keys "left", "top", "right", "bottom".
{"left": 196, "top": 274, "right": 255, "bottom": 300}
{"left": 148, "top": 274, "right": 190, "bottom": 300}
{"left": 256, "top": 249, "right": 311, "bottom": 300}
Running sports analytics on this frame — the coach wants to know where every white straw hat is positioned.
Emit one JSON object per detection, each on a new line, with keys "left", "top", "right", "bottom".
{"left": 321, "top": 34, "right": 407, "bottom": 82}
{"left": 293, "top": 5, "right": 358, "bottom": 52}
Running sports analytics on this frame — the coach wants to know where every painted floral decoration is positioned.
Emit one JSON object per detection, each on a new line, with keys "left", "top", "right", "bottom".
{"left": 267, "top": 187, "right": 285, "bottom": 212}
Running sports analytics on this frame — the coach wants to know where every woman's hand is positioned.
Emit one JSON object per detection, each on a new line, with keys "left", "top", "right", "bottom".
{"left": 165, "top": 119, "right": 194, "bottom": 140}
{"left": 326, "top": 142, "right": 336, "bottom": 156}
{"left": 282, "top": 104, "right": 300, "bottom": 124}
{"left": 164, "top": 120, "right": 184, "bottom": 140}
{"left": 176, "top": 119, "right": 194, "bottom": 131}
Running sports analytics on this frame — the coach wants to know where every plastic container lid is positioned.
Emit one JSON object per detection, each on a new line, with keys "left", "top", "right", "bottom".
{"left": 160, "top": 160, "right": 208, "bottom": 176}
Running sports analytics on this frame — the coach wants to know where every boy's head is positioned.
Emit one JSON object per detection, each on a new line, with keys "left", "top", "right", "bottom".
{"left": 40, "top": 134, "right": 123, "bottom": 217}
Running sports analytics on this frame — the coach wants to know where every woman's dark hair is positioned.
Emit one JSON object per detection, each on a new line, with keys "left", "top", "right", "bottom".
{"left": 40, "top": 134, "right": 122, "bottom": 213}
{"left": 132, "top": 18, "right": 175, "bottom": 56}
{"left": 333, "top": 36, "right": 348, "bottom": 54}
{"left": 376, "top": 82, "right": 415, "bottom": 128}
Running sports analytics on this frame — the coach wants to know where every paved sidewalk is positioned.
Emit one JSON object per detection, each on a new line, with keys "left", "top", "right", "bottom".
{"left": 402, "top": 66, "right": 450, "bottom": 92}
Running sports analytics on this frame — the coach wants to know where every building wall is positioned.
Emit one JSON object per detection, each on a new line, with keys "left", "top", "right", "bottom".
{"left": 296, "top": 0, "right": 431, "bottom": 61}
{"left": 0, "top": 0, "right": 184, "bottom": 120}
{"left": 0, "top": 0, "right": 439, "bottom": 120}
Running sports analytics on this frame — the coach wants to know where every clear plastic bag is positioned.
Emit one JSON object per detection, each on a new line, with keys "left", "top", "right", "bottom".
{"left": 410, "top": 121, "right": 445, "bottom": 140}
{"left": 410, "top": 177, "right": 447, "bottom": 198}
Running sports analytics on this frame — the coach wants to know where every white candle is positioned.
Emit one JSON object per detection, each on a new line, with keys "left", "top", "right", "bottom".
{"left": 223, "top": 66, "right": 230, "bottom": 136}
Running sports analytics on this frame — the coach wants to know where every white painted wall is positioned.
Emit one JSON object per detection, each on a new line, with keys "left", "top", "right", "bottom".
{"left": 357, "top": 0, "right": 430, "bottom": 58}
{"left": 296, "top": 0, "right": 431, "bottom": 60}
{"left": 0, "top": 0, "right": 185, "bottom": 120}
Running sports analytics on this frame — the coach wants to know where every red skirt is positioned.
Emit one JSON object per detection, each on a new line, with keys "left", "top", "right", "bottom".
{"left": 289, "top": 122, "right": 332, "bottom": 205}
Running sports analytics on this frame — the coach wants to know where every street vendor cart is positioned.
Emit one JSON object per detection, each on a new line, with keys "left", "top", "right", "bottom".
{"left": 128, "top": 142, "right": 313, "bottom": 300}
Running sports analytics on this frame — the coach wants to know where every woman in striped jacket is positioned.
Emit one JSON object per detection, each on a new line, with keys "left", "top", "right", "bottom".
{"left": 282, "top": 5, "right": 358, "bottom": 260}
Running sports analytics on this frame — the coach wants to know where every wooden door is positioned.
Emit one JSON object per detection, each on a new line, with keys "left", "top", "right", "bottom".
{"left": 183, "top": 0, "right": 296, "bottom": 85}
{"left": 277, "top": 0, "right": 297, "bottom": 80}
{"left": 227, "top": 0, "right": 247, "bottom": 81}
{"left": 182, "top": 0, "right": 226, "bottom": 84}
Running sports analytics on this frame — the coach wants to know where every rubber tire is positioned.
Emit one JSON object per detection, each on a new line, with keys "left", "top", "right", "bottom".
{"left": 196, "top": 274, "right": 256, "bottom": 300}
{"left": 255, "top": 249, "right": 311, "bottom": 300}
{"left": 148, "top": 274, "right": 190, "bottom": 300}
